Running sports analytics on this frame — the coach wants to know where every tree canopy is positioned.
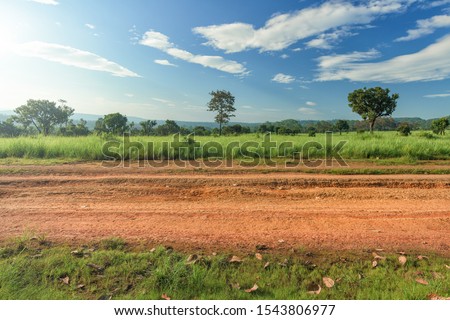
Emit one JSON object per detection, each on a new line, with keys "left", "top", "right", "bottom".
{"left": 348, "top": 87, "right": 399, "bottom": 134}
{"left": 431, "top": 117, "right": 449, "bottom": 135}
{"left": 207, "top": 90, "right": 236, "bottom": 136}
{"left": 12, "top": 99, "right": 74, "bottom": 135}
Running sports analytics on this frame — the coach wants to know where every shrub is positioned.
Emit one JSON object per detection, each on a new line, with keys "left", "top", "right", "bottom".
{"left": 397, "top": 123, "right": 411, "bottom": 136}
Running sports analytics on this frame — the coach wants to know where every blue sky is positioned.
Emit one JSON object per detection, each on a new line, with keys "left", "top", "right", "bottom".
{"left": 1, "top": 0, "right": 450, "bottom": 122}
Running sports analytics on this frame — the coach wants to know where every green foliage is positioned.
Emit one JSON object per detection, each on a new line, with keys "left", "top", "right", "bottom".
{"left": 397, "top": 122, "right": 412, "bottom": 136}
{"left": 348, "top": 87, "right": 399, "bottom": 133}
{"left": 431, "top": 117, "right": 449, "bottom": 135}
{"left": 417, "top": 131, "right": 436, "bottom": 139}
{"left": 222, "top": 124, "right": 251, "bottom": 136}
{"left": 308, "top": 127, "right": 317, "bottom": 137}
{"left": 139, "top": 120, "right": 157, "bottom": 136}
{"left": 101, "top": 113, "right": 128, "bottom": 135}
{"left": 154, "top": 120, "right": 182, "bottom": 136}
{"left": 1, "top": 132, "right": 450, "bottom": 161}
{"left": 335, "top": 120, "right": 349, "bottom": 135}
{"left": 0, "top": 119, "right": 23, "bottom": 137}
{"left": 207, "top": 90, "right": 236, "bottom": 136}
{"left": 12, "top": 99, "right": 74, "bottom": 136}
{"left": 0, "top": 237, "right": 448, "bottom": 299}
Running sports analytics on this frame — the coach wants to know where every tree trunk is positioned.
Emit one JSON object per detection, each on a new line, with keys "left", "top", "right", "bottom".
{"left": 369, "top": 119, "right": 376, "bottom": 134}
{"left": 219, "top": 122, "right": 222, "bottom": 136}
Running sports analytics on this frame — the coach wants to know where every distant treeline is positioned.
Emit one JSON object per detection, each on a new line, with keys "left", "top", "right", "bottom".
{"left": 0, "top": 100, "right": 448, "bottom": 137}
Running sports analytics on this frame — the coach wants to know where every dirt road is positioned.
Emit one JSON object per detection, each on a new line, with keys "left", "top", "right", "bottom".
{"left": 1, "top": 163, "right": 449, "bottom": 254}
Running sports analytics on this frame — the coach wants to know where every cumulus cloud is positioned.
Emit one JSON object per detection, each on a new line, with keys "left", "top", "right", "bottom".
{"left": 272, "top": 73, "right": 295, "bottom": 84}
{"left": 30, "top": 0, "right": 58, "bottom": 5}
{"left": 395, "top": 14, "right": 450, "bottom": 41}
{"left": 315, "top": 34, "right": 450, "bottom": 83}
{"left": 140, "top": 30, "right": 247, "bottom": 75}
{"left": 154, "top": 59, "right": 177, "bottom": 67}
{"left": 306, "top": 101, "right": 317, "bottom": 106}
{"left": 18, "top": 41, "right": 140, "bottom": 77}
{"left": 85, "top": 23, "right": 95, "bottom": 30}
{"left": 193, "top": 0, "right": 412, "bottom": 53}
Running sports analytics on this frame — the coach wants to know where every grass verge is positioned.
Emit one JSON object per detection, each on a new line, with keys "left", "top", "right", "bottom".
{"left": 0, "top": 237, "right": 448, "bottom": 300}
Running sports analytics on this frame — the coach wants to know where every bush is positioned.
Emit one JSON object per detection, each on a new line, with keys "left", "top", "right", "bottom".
{"left": 307, "top": 127, "right": 317, "bottom": 137}
{"left": 417, "top": 131, "right": 436, "bottom": 139}
{"left": 397, "top": 123, "right": 411, "bottom": 136}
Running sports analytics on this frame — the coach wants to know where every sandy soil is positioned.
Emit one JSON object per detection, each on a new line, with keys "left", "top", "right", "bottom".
{"left": 1, "top": 163, "right": 449, "bottom": 255}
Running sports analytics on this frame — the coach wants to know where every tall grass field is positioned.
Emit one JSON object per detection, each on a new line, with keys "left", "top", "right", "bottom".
{"left": 0, "top": 131, "right": 449, "bottom": 162}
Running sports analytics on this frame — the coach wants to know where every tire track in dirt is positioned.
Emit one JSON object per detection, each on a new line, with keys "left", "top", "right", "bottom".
{"left": 0, "top": 164, "right": 449, "bottom": 254}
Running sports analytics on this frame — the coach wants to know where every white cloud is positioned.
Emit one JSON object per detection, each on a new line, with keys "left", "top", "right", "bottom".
{"left": 241, "top": 105, "right": 254, "bottom": 109}
{"left": 18, "top": 41, "right": 140, "bottom": 78}
{"left": 140, "top": 30, "right": 247, "bottom": 75}
{"left": 315, "top": 34, "right": 450, "bottom": 83}
{"left": 298, "top": 107, "right": 318, "bottom": 115}
{"left": 272, "top": 73, "right": 295, "bottom": 84}
{"left": 154, "top": 59, "right": 177, "bottom": 67}
{"left": 424, "top": 93, "right": 450, "bottom": 98}
{"left": 125, "top": 93, "right": 134, "bottom": 98}
{"left": 395, "top": 14, "right": 450, "bottom": 41}
{"left": 306, "top": 101, "right": 317, "bottom": 106}
{"left": 420, "top": 0, "right": 450, "bottom": 8}
{"left": 193, "top": 0, "right": 412, "bottom": 53}
{"left": 280, "top": 54, "right": 289, "bottom": 59}
{"left": 306, "top": 28, "right": 357, "bottom": 49}
{"left": 85, "top": 23, "right": 95, "bottom": 30}
{"left": 152, "top": 97, "right": 176, "bottom": 107}
{"left": 30, "top": 0, "right": 58, "bottom": 5}
{"left": 317, "top": 49, "right": 380, "bottom": 69}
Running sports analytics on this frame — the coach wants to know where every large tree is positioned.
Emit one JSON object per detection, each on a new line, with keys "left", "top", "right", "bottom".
{"left": 348, "top": 87, "right": 399, "bottom": 134}
{"left": 12, "top": 99, "right": 74, "bottom": 135}
{"left": 207, "top": 90, "right": 236, "bottom": 136}
{"left": 103, "top": 112, "right": 128, "bottom": 135}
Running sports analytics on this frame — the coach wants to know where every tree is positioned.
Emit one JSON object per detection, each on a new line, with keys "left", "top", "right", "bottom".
{"left": 397, "top": 122, "right": 411, "bottom": 136}
{"left": 316, "top": 120, "right": 333, "bottom": 133}
{"left": 103, "top": 113, "right": 128, "bottom": 135}
{"left": 193, "top": 126, "right": 211, "bottom": 136}
{"left": 431, "top": 117, "right": 449, "bottom": 135}
{"left": 154, "top": 120, "right": 181, "bottom": 136}
{"left": 207, "top": 90, "right": 236, "bottom": 136}
{"left": 12, "top": 99, "right": 74, "bottom": 135}
{"left": 139, "top": 120, "right": 157, "bottom": 136}
{"left": 75, "top": 119, "right": 90, "bottom": 136}
{"left": 0, "top": 119, "right": 22, "bottom": 137}
{"left": 348, "top": 87, "right": 399, "bottom": 134}
{"left": 335, "top": 120, "right": 349, "bottom": 135}
{"left": 94, "top": 117, "right": 106, "bottom": 135}
{"left": 307, "top": 126, "right": 317, "bottom": 137}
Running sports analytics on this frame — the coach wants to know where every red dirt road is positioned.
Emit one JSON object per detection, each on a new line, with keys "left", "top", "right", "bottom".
{"left": 1, "top": 164, "right": 449, "bottom": 255}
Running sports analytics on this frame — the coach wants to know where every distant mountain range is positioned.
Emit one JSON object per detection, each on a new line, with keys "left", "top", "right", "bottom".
{"left": 0, "top": 111, "right": 258, "bottom": 130}
{"left": 0, "top": 110, "right": 445, "bottom": 130}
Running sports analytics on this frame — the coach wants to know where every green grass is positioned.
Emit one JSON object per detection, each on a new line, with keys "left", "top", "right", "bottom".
{"left": 0, "top": 131, "right": 450, "bottom": 163}
{"left": 0, "top": 237, "right": 448, "bottom": 300}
